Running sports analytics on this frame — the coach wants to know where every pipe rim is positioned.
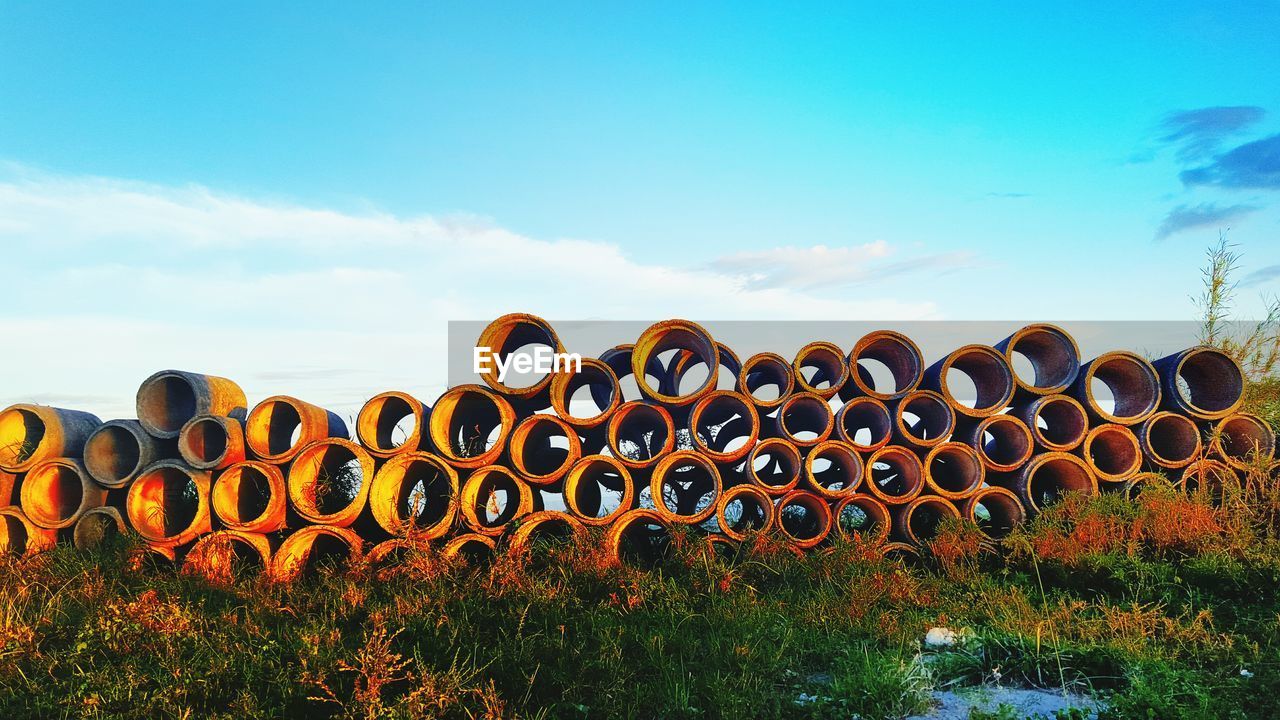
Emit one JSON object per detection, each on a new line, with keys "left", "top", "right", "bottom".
{"left": 631, "top": 319, "right": 720, "bottom": 406}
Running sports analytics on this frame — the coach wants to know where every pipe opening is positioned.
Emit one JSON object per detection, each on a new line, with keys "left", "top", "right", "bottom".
{"left": 1033, "top": 396, "right": 1088, "bottom": 449}
{"left": 1179, "top": 459, "right": 1236, "bottom": 494}
{"left": 777, "top": 492, "right": 831, "bottom": 546}
{"left": 85, "top": 424, "right": 142, "bottom": 484}
{"left": 718, "top": 486, "right": 772, "bottom": 538}
{"left": 565, "top": 457, "right": 630, "bottom": 522}
{"left": 1087, "top": 354, "right": 1159, "bottom": 421}
{"left": 182, "top": 417, "right": 229, "bottom": 465}
{"left": 632, "top": 321, "right": 718, "bottom": 403}
{"left": 838, "top": 398, "right": 892, "bottom": 450}
{"left": 513, "top": 513, "right": 580, "bottom": 553}
{"left": 943, "top": 347, "right": 1013, "bottom": 412}
{"left": 281, "top": 530, "right": 358, "bottom": 578}
{"left": 749, "top": 440, "right": 802, "bottom": 494}
{"left": 1026, "top": 455, "right": 1095, "bottom": 510}
{"left": 898, "top": 392, "right": 953, "bottom": 444}
{"left": 213, "top": 464, "right": 274, "bottom": 526}
{"left": 0, "top": 407, "right": 44, "bottom": 467}
{"left": 0, "top": 512, "right": 34, "bottom": 555}
{"left": 1146, "top": 413, "right": 1201, "bottom": 466}
{"left": 477, "top": 315, "right": 561, "bottom": 393}
{"left": 653, "top": 453, "right": 720, "bottom": 523}
{"left": 1175, "top": 349, "right": 1244, "bottom": 415}
{"left": 131, "top": 466, "right": 200, "bottom": 539}
{"left": 553, "top": 359, "right": 618, "bottom": 424}
{"left": 779, "top": 394, "right": 833, "bottom": 445}
{"left": 608, "top": 403, "right": 673, "bottom": 465}
{"left": 868, "top": 448, "right": 925, "bottom": 501}
{"left": 24, "top": 462, "right": 86, "bottom": 525}
{"left": 511, "top": 416, "right": 579, "bottom": 482}
{"left": 612, "top": 511, "right": 673, "bottom": 566}
{"left": 137, "top": 374, "right": 198, "bottom": 435}
{"left": 300, "top": 447, "right": 366, "bottom": 516}
{"left": 1086, "top": 426, "right": 1141, "bottom": 480}
{"left": 926, "top": 443, "right": 983, "bottom": 496}
{"left": 253, "top": 400, "right": 305, "bottom": 458}
{"left": 836, "top": 496, "right": 890, "bottom": 541}
{"left": 437, "top": 390, "right": 508, "bottom": 461}
{"left": 794, "top": 343, "right": 847, "bottom": 395}
{"left": 903, "top": 498, "right": 958, "bottom": 543}
{"left": 850, "top": 332, "right": 923, "bottom": 398}
{"left": 978, "top": 416, "right": 1033, "bottom": 469}
{"left": 807, "top": 442, "right": 862, "bottom": 496}
{"left": 1218, "top": 414, "right": 1275, "bottom": 465}
{"left": 382, "top": 456, "right": 454, "bottom": 531}
{"left": 74, "top": 508, "right": 125, "bottom": 550}
{"left": 358, "top": 393, "right": 420, "bottom": 454}
{"left": 691, "top": 392, "right": 756, "bottom": 460}
{"left": 967, "top": 489, "right": 1024, "bottom": 538}
{"left": 1006, "top": 326, "right": 1079, "bottom": 391}
{"left": 445, "top": 535, "right": 496, "bottom": 564}
{"left": 739, "top": 353, "right": 793, "bottom": 406}
{"left": 190, "top": 534, "right": 267, "bottom": 580}
{"left": 598, "top": 346, "right": 651, "bottom": 405}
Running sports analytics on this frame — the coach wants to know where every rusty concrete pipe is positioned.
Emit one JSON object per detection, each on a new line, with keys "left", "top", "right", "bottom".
{"left": 833, "top": 495, "right": 891, "bottom": 544}
{"left": 72, "top": 506, "right": 128, "bottom": 550}
{"left": 0, "top": 403, "right": 101, "bottom": 473}
{"left": 890, "top": 390, "right": 955, "bottom": 451}
{"left": 704, "top": 534, "right": 740, "bottom": 562}
{"left": 365, "top": 537, "right": 430, "bottom": 567}
{"left": 136, "top": 370, "right": 247, "bottom": 439}
{"left": 1178, "top": 458, "right": 1237, "bottom": 494}
{"left": 1013, "top": 394, "right": 1089, "bottom": 452}
{"left": 598, "top": 344, "right": 665, "bottom": 405}
{"left": 773, "top": 392, "right": 834, "bottom": 449}
{"left": 563, "top": 455, "right": 634, "bottom": 526}
{"left": 442, "top": 533, "right": 497, "bottom": 563}
{"left": 185, "top": 530, "right": 272, "bottom": 581}
{"left": 923, "top": 442, "right": 985, "bottom": 500}
{"left": 550, "top": 358, "right": 621, "bottom": 434}
{"left": 368, "top": 451, "right": 458, "bottom": 538}
{"left": 1153, "top": 346, "right": 1245, "bottom": 421}
{"left": 1069, "top": 352, "right": 1161, "bottom": 426}
{"left": 606, "top": 401, "right": 675, "bottom": 471}
{"left": 881, "top": 542, "right": 923, "bottom": 564}
{"left": 804, "top": 440, "right": 864, "bottom": 499}
{"left": 356, "top": 391, "right": 431, "bottom": 458}
{"left": 843, "top": 331, "right": 924, "bottom": 401}
{"left": 606, "top": 508, "right": 674, "bottom": 566}
{"left": 427, "top": 384, "right": 516, "bottom": 470}
{"left": 746, "top": 438, "right": 803, "bottom": 496}
{"left": 922, "top": 344, "right": 1015, "bottom": 419}
{"left": 178, "top": 415, "right": 245, "bottom": 471}
{"left": 961, "top": 486, "right": 1026, "bottom": 539}
{"left": 953, "top": 414, "right": 1034, "bottom": 473}
{"left": 270, "top": 525, "right": 363, "bottom": 583}
{"left": 792, "top": 341, "right": 849, "bottom": 399}
{"left": 20, "top": 458, "right": 107, "bottom": 529}
{"left": 775, "top": 490, "right": 832, "bottom": 549}
{"left": 131, "top": 543, "right": 178, "bottom": 567}
{"left": 1014, "top": 452, "right": 1098, "bottom": 513}
{"left": 737, "top": 352, "right": 795, "bottom": 412}
{"left": 661, "top": 342, "right": 742, "bottom": 396}
{"left": 1210, "top": 413, "right": 1275, "bottom": 470}
{"left": 649, "top": 450, "right": 722, "bottom": 525}
{"left": 0, "top": 507, "right": 57, "bottom": 556}
{"left": 1137, "top": 411, "right": 1202, "bottom": 470}
{"left": 688, "top": 390, "right": 759, "bottom": 465}
{"left": 126, "top": 460, "right": 212, "bottom": 547}
{"left": 631, "top": 319, "right": 720, "bottom": 407}
{"left": 460, "top": 464, "right": 535, "bottom": 535}
{"left": 246, "top": 395, "right": 348, "bottom": 464}
{"left": 1080, "top": 424, "right": 1142, "bottom": 483}
{"left": 891, "top": 495, "right": 961, "bottom": 545}
{"left": 715, "top": 484, "right": 776, "bottom": 541}
{"left": 0, "top": 470, "right": 16, "bottom": 507}
{"left": 508, "top": 414, "right": 582, "bottom": 488}
{"left": 864, "top": 445, "right": 926, "bottom": 505}
{"left": 507, "top": 510, "right": 585, "bottom": 554}
{"left": 835, "top": 396, "right": 893, "bottom": 453}
{"left": 475, "top": 313, "right": 566, "bottom": 405}
{"left": 994, "top": 324, "right": 1081, "bottom": 400}
{"left": 84, "top": 419, "right": 174, "bottom": 488}
{"left": 211, "top": 460, "right": 288, "bottom": 533}
{"left": 287, "top": 438, "right": 374, "bottom": 528}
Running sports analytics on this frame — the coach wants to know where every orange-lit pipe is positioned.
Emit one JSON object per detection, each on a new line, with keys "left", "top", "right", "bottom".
{"left": 427, "top": 384, "right": 517, "bottom": 470}
{"left": 178, "top": 415, "right": 246, "bottom": 471}
{"left": 922, "top": 344, "right": 1015, "bottom": 419}
{"left": 737, "top": 352, "right": 795, "bottom": 412}
{"left": 1013, "top": 394, "right": 1089, "bottom": 452}
{"left": 843, "top": 331, "right": 924, "bottom": 401}
{"left": 460, "top": 464, "right": 535, "bottom": 536}
{"left": 1080, "top": 424, "right": 1142, "bottom": 483}
{"left": 84, "top": 419, "right": 174, "bottom": 488}
{"left": 649, "top": 450, "right": 722, "bottom": 525}
{"left": 1178, "top": 458, "right": 1237, "bottom": 494}
{"left": 923, "top": 442, "right": 984, "bottom": 500}
{"left": 662, "top": 342, "right": 742, "bottom": 396}
{"left": 833, "top": 495, "right": 891, "bottom": 544}
{"left": 772, "top": 392, "right": 834, "bottom": 449}
{"left": 961, "top": 486, "right": 1026, "bottom": 539}
{"left": 803, "top": 440, "right": 863, "bottom": 500}
{"left": 475, "top": 313, "right": 566, "bottom": 406}
{"left": 1136, "top": 411, "right": 1202, "bottom": 470}
{"left": 549, "top": 358, "right": 621, "bottom": 434}
{"left": 287, "top": 439, "right": 374, "bottom": 528}
{"left": 184, "top": 530, "right": 272, "bottom": 582}
{"left": 72, "top": 506, "right": 128, "bottom": 550}
{"left": 834, "top": 396, "right": 892, "bottom": 453}
{"left": 891, "top": 495, "right": 961, "bottom": 545}
{"left": 792, "top": 341, "right": 849, "bottom": 400}
{"left": 1211, "top": 413, "right": 1276, "bottom": 470}
{"left": 0, "top": 507, "right": 57, "bottom": 556}
{"left": 368, "top": 451, "right": 458, "bottom": 538}
{"left": 245, "top": 395, "right": 348, "bottom": 464}
{"left": 211, "top": 460, "right": 288, "bottom": 533}
{"left": 864, "top": 445, "right": 926, "bottom": 505}
{"left": 1013, "top": 452, "right": 1098, "bottom": 513}
{"left": 356, "top": 391, "right": 432, "bottom": 458}
{"left": 20, "top": 458, "right": 107, "bottom": 529}
{"left": 442, "top": 533, "right": 497, "bottom": 563}
{"left": 688, "top": 390, "right": 759, "bottom": 465}
{"left": 952, "top": 414, "right": 1033, "bottom": 473}
{"left": 745, "top": 438, "right": 802, "bottom": 496}
{"left": 0, "top": 403, "right": 101, "bottom": 473}
{"left": 506, "top": 510, "right": 585, "bottom": 554}
{"left": 993, "top": 323, "right": 1080, "bottom": 400}
{"left": 563, "top": 455, "right": 634, "bottom": 526}
{"left": 508, "top": 414, "right": 582, "bottom": 488}
{"left": 605, "top": 508, "right": 673, "bottom": 566}
{"left": 0, "top": 470, "right": 16, "bottom": 507}
{"left": 1153, "top": 346, "right": 1245, "bottom": 421}
{"left": 126, "top": 460, "right": 212, "bottom": 547}
{"left": 631, "top": 319, "right": 719, "bottom": 407}
{"left": 270, "top": 525, "right": 363, "bottom": 583}
{"left": 606, "top": 401, "right": 675, "bottom": 471}
{"left": 135, "top": 369, "right": 246, "bottom": 439}
{"left": 1069, "top": 352, "right": 1161, "bottom": 426}
{"left": 775, "top": 490, "right": 832, "bottom": 549}
{"left": 715, "top": 484, "right": 776, "bottom": 541}
{"left": 889, "top": 390, "right": 954, "bottom": 451}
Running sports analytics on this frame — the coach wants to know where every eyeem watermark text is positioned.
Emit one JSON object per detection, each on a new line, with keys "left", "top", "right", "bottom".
{"left": 473, "top": 346, "right": 582, "bottom": 382}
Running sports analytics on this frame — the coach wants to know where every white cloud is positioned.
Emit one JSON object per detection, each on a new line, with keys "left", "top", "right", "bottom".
{"left": 1, "top": 165, "right": 944, "bottom": 419}
{"left": 707, "top": 241, "right": 976, "bottom": 291}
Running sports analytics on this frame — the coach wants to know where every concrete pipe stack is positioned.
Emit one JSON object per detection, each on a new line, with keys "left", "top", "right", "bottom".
{"left": 0, "top": 315, "right": 1274, "bottom": 579}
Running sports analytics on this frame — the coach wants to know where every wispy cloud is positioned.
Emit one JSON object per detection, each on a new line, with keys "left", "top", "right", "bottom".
{"left": 1180, "top": 133, "right": 1280, "bottom": 190}
{"left": 705, "top": 242, "right": 975, "bottom": 291}
{"left": 1242, "top": 264, "right": 1280, "bottom": 289}
{"left": 986, "top": 192, "right": 1032, "bottom": 199}
{"left": 1160, "top": 106, "right": 1266, "bottom": 162}
{"left": 1153, "top": 202, "right": 1259, "bottom": 241}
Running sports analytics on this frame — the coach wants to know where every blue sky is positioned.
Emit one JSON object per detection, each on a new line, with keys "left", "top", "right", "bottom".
{"left": 2, "top": 3, "right": 1278, "bottom": 417}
